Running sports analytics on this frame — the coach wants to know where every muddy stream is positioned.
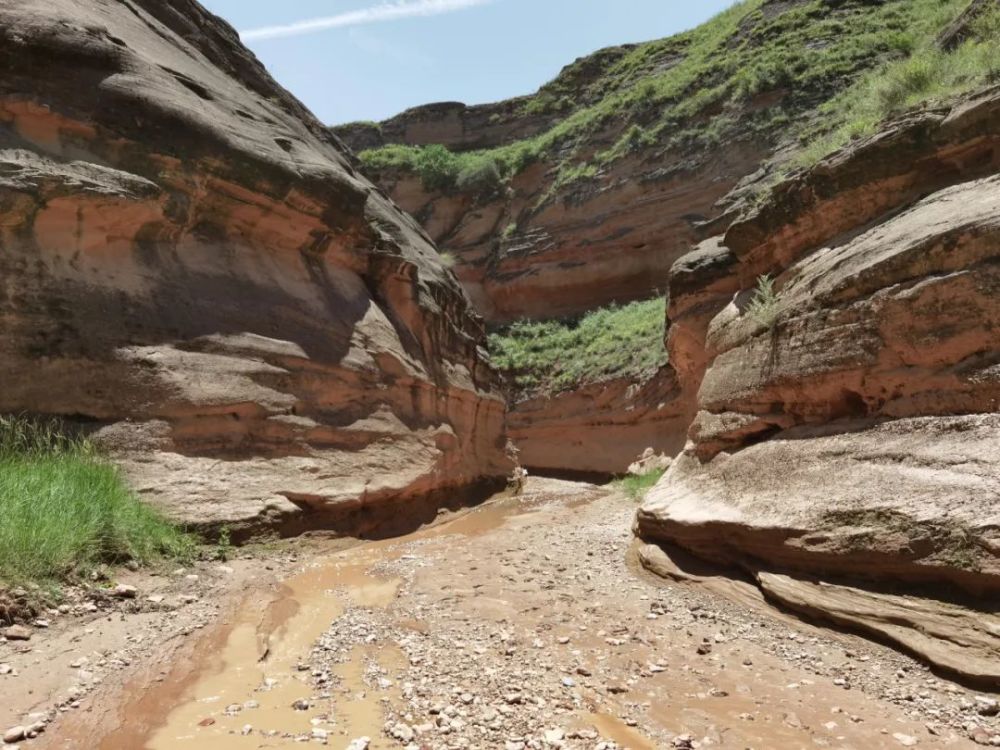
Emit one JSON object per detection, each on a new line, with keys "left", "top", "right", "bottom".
{"left": 62, "top": 479, "right": 980, "bottom": 749}
{"left": 97, "top": 495, "right": 537, "bottom": 749}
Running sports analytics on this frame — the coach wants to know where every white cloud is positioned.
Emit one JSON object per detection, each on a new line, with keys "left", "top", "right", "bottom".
{"left": 241, "top": 0, "right": 494, "bottom": 42}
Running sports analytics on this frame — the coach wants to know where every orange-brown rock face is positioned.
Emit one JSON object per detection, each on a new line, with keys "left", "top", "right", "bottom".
{"left": 0, "top": 0, "right": 510, "bottom": 537}
{"left": 341, "top": 132, "right": 766, "bottom": 326}
{"left": 507, "top": 368, "right": 691, "bottom": 476}
{"left": 636, "top": 86, "right": 1000, "bottom": 683}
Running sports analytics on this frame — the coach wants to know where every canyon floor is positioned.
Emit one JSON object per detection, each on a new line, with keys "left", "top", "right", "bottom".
{"left": 3, "top": 479, "right": 997, "bottom": 750}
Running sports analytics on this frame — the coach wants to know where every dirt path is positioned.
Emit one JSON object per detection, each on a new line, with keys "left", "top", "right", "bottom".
{"left": 9, "top": 479, "right": 998, "bottom": 748}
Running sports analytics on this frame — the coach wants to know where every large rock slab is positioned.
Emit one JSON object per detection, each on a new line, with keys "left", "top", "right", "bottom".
{"left": 0, "top": 0, "right": 510, "bottom": 536}
{"left": 637, "top": 88, "right": 1000, "bottom": 680}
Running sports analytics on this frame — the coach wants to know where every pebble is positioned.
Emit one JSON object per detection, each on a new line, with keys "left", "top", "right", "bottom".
{"left": 3, "top": 626, "right": 31, "bottom": 642}
{"left": 3, "top": 726, "right": 26, "bottom": 744}
{"left": 113, "top": 584, "right": 137, "bottom": 599}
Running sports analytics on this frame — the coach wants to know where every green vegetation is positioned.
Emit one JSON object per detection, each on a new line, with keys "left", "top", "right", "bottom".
{"left": 793, "top": 4, "right": 1000, "bottom": 167}
{"left": 0, "top": 416, "right": 194, "bottom": 587}
{"left": 615, "top": 469, "right": 667, "bottom": 502}
{"left": 746, "top": 274, "right": 779, "bottom": 329}
{"left": 489, "top": 298, "right": 667, "bottom": 398}
{"left": 359, "top": 0, "right": 987, "bottom": 197}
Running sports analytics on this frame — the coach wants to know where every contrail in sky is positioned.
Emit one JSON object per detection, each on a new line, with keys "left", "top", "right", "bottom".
{"left": 241, "top": 0, "right": 495, "bottom": 41}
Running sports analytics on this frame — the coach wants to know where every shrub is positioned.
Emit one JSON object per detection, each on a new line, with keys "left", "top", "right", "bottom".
{"left": 456, "top": 158, "right": 504, "bottom": 198}
{"left": 615, "top": 469, "right": 666, "bottom": 502}
{"left": 0, "top": 416, "right": 194, "bottom": 586}
{"left": 439, "top": 251, "right": 458, "bottom": 269}
{"left": 415, "top": 144, "right": 460, "bottom": 192}
{"left": 746, "top": 274, "right": 779, "bottom": 329}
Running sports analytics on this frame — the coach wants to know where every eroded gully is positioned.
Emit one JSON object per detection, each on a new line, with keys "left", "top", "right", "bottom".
{"left": 58, "top": 479, "right": 980, "bottom": 749}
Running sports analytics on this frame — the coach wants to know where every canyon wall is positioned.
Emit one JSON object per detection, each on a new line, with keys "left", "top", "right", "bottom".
{"left": 334, "top": 0, "right": 952, "bottom": 474}
{"left": 637, "top": 86, "right": 1000, "bottom": 683}
{"left": 0, "top": 0, "right": 511, "bottom": 538}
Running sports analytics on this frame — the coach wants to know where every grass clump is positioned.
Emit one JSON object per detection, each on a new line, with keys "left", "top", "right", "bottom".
{"left": 0, "top": 416, "right": 194, "bottom": 587}
{"left": 489, "top": 298, "right": 667, "bottom": 398}
{"left": 614, "top": 469, "right": 666, "bottom": 502}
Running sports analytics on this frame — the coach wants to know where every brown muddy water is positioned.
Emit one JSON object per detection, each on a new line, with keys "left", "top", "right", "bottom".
{"left": 96, "top": 497, "right": 526, "bottom": 749}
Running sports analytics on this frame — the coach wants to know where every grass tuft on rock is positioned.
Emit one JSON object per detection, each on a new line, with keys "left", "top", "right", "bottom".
{"left": 488, "top": 298, "right": 667, "bottom": 399}
{"left": 0, "top": 416, "right": 194, "bottom": 587}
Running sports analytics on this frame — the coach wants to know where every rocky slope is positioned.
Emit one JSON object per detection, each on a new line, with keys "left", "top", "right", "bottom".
{"left": 0, "top": 0, "right": 510, "bottom": 538}
{"left": 636, "top": 84, "right": 1000, "bottom": 684}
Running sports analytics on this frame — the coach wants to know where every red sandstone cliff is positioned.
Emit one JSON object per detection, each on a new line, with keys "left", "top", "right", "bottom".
{"left": 0, "top": 0, "right": 511, "bottom": 537}
{"left": 637, "top": 86, "right": 1000, "bottom": 683}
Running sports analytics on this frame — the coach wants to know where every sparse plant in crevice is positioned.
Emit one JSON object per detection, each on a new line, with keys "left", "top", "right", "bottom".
{"left": 439, "top": 251, "right": 457, "bottom": 269}
{"left": 746, "top": 273, "right": 779, "bottom": 329}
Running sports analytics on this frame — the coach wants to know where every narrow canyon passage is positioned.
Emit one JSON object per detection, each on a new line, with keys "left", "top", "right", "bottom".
{"left": 48, "top": 480, "right": 981, "bottom": 750}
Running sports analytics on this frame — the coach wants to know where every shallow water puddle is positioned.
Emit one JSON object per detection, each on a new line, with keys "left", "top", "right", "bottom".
{"left": 138, "top": 555, "right": 401, "bottom": 749}
{"left": 100, "top": 494, "right": 533, "bottom": 749}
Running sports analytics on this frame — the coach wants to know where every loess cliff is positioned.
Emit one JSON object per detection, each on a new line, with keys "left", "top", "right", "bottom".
{"left": 0, "top": 0, "right": 511, "bottom": 538}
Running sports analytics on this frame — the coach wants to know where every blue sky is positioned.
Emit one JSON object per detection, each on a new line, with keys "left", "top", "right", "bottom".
{"left": 200, "top": 1, "right": 736, "bottom": 125}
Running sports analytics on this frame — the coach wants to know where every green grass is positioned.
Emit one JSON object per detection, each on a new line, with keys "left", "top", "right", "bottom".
{"left": 614, "top": 469, "right": 667, "bottom": 502}
{"left": 0, "top": 417, "right": 194, "bottom": 587}
{"left": 488, "top": 298, "right": 667, "bottom": 398}
{"left": 792, "top": 5, "right": 1000, "bottom": 168}
{"left": 358, "top": 0, "right": 976, "bottom": 198}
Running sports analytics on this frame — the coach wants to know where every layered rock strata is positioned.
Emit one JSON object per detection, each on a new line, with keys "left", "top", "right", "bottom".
{"left": 0, "top": 0, "right": 510, "bottom": 537}
{"left": 636, "top": 86, "right": 1000, "bottom": 683}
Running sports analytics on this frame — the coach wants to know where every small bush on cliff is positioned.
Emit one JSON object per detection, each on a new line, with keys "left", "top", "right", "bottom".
{"left": 746, "top": 274, "right": 779, "bottom": 329}
{"left": 0, "top": 416, "right": 194, "bottom": 587}
{"left": 456, "top": 158, "right": 504, "bottom": 198}
{"left": 489, "top": 298, "right": 667, "bottom": 398}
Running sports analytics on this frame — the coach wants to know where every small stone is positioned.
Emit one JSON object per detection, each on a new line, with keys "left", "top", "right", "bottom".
{"left": 33, "top": 619, "right": 50, "bottom": 629}
{"left": 291, "top": 699, "right": 310, "bottom": 711}
{"left": 976, "top": 697, "right": 1000, "bottom": 717}
{"left": 390, "top": 724, "right": 414, "bottom": 742}
{"left": 4, "top": 625, "right": 31, "bottom": 642}
{"left": 112, "top": 584, "right": 137, "bottom": 599}
{"left": 346, "top": 738, "right": 370, "bottom": 750}
{"left": 544, "top": 728, "right": 565, "bottom": 743}
{"left": 4, "top": 726, "right": 26, "bottom": 744}
{"left": 197, "top": 718, "right": 215, "bottom": 727}
{"left": 892, "top": 734, "right": 918, "bottom": 747}
{"left": 0, "top": 665, "right": 12, "bottom": 676}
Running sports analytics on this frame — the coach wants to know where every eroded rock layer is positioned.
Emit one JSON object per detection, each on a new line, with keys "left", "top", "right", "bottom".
{"left": 0, "top": 0, "right": 510, "bottom": 536}
{"left": 507, "top": 367, "right": 690, "bottom": 476}
{"left": 636, "top": 86, "right": 1000, "bottom": 682}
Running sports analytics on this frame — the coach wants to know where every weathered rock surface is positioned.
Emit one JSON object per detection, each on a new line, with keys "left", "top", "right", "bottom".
{"left": 339, "top": 130, "right": 766, "bottom": 326}
{"left": 637, "top": 87, "right": 1000, "bottom": 681}
{"left": 0, "top": 0, "right": 510, "bottom": 536}
{"left": 507, "top": 368, "right": 690, "bottom": 475}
